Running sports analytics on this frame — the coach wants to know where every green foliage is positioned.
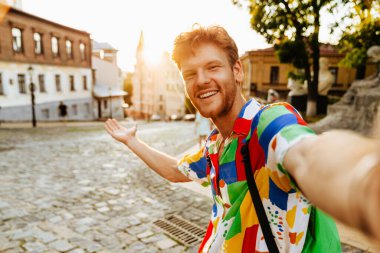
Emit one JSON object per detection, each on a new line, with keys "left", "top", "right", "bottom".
{"left": 287, "top": 70, "right": 305, "bottom": 82}
{"left": 339, "top": 21, "right": 380, "bottom": 68}
{"left": 184, "top": 96, "right": 196, "bottom": 114}
{"left": 275, "top": 40, "right": 309, "bottom": 69}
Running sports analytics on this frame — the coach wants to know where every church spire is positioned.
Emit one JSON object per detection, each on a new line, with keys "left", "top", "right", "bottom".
{"left": 137, "top": 30, "right": 144, "bottom": 53}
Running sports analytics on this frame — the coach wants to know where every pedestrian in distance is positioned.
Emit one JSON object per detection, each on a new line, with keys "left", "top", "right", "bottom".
{"left": 58, "top": 101, "right": 68, "bottom": 124}
{"left": 105, "top": 25, "right": 380, "bottom": 252}
{"left": 195, "top": 111, "right": 212, "bottom": 148}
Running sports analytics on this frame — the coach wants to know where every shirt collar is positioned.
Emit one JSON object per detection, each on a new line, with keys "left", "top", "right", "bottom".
{"left": 206, "top": 98, "right": 262, "bottom": 145}
{"left": 232, "top": 99, "right": 262, "bottom": 136}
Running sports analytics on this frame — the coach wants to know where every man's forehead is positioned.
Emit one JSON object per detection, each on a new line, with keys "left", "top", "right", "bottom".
{"left": 179, "top": 43, "right": 227, "bottom": 70}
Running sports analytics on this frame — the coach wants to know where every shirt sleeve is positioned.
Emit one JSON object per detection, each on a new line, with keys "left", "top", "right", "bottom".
{"left": 256, "top": 103, "right": 316, "bottom": 189}
{"left": 177, "top": 147, "right": 210, "bottom": 187}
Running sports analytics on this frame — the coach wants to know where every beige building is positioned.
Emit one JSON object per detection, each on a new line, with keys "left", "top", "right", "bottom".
{"left": 240, "top": 45, "right": 377, "bottom": 100}
{"left": 131, "top": 32, "right": 185, "bottom": 120}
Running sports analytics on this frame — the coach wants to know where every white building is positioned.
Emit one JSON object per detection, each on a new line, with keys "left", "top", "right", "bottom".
{"left": 92, "top": 41, "right": 126, "bottom": 119}
{"left": 131, "top": 32, "right": 185, "bottom": 120}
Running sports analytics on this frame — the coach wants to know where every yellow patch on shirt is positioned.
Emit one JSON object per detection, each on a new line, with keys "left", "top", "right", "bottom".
{"left": 286, "top": 205, "right": 297, "bottom": 229}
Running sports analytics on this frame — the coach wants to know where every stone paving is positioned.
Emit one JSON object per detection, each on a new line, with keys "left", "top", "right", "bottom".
{"left": 0, "top": 121, "right": 370, "bottom": 252}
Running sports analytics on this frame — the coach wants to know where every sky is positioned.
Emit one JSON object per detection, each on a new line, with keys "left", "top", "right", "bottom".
{"left": 21, "top": 0, "right": 271, "bottom": 72}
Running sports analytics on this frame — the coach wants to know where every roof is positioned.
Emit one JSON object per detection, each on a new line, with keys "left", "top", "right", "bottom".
{"left": 241, "top": 43, "right": 342, "bottom": 59}
{"left": 5, "top": 5, "right": 90, "bottom": 35}
{"left": 92, "top": 40, "right": 117, "bottom": 51}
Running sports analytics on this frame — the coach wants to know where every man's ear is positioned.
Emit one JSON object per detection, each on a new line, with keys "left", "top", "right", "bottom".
{"left": 233, "top": 60, "right": 244, "bottom": 83}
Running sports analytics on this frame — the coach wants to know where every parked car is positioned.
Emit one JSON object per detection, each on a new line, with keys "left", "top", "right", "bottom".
{"left": 150, "top": 114, "right": 162, "bottom": 121}
{"left": 183, "top": 114, "right": 196, "bottom": 121}
{"left": 170, "top": 114, "right": 183, "bottom": 121}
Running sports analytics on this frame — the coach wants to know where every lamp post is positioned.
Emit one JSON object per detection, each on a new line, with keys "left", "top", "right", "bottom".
{"left": 108, "top": 87, "right": 113, "bottom": 119}
{"left": 27, "top": 65, "right": 36, "bottom": 127}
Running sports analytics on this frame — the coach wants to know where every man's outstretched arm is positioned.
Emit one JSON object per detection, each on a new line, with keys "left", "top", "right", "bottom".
{"left": 284, "top": 130, "right": 380, "bottom": 241}
{"left": 105, "top": 119, "right": 190, "bottom": 183}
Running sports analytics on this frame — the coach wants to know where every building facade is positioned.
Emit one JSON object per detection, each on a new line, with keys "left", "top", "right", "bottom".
{"left": 92, "top": 41, "right": 126, "bottom": 120}
{"left": 0, "top": 5, "right": 93, "bottom": 121}
{"left": 131, "top": 32, "right": 185, "bottom": 120}
{"left": 240, "top": 45, "right": 377, "bottom": 100}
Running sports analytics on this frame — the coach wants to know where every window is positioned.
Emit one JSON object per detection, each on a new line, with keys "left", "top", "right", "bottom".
{"left": 69, "top": 75, "right": 75, "bottom": 91}
{"left": 270, "top": 66, "right": 279, "bottom": 84}
{"left": 38, "top": 74, "right": 46, "bottom": 92}
{"left": 34, "top": 32, "right": 43, "bottom": 55}
{"left": 82, "top": 75, "right": 87, "bottom": 90}
{"left": 51, "top": 36, "right": 59, "bottom": 57}
{"left": 84, "top": 103, "right": 90, "bottom": 114}
{"left": 55, "top": 74, "right": 61, "bottom": 92}
{"left": 80, "top": 42, "right": 86, "bottom": 61}
{"left": 72, "top": 104, "right": 78, "bottom": 115}
{"left": 0, "top": 73, "right": 3, "bottom": 95}
{"left": 41, "top": 108, "right": 49, "bottom": 119}
{"left": 66, "top": 40, "right": 73, "bottom": 59}
{"left": 104, "top": 100, "right": 108, "bottom": 109}
{"left": 18, "top": 74, "right": 26, "bottom": 93}
{"left": 12, "top": 27, "right": 23, "bottom": 53}
{"left": 329, "top": 67, "right": 339, "bottom": 87}
{"left": 250, "top": 83, "right": 257, "bottom": 93}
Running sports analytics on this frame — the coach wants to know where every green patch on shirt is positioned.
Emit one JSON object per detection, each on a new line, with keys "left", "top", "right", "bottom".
{"left": 226, "top": 209, "right": 242, "bottom": 240}
{"left": 227, "top": 181, "right": 248, "bottom": 205}
{"left": 220, "top": 138, "right": 238, "bottom": 165}
{"left": 279, "top": 125, "right": 315, "bottom": 143}
{"left": 257, "top": 106, "right": 292, "bottom": 138}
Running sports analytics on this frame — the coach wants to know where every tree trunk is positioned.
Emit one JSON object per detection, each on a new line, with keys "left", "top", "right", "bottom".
{"left": 306, "top": 8, "right": 321, "bottom": 118}
{"left": 355, "top": 64, "right": 366, "bottom": 80}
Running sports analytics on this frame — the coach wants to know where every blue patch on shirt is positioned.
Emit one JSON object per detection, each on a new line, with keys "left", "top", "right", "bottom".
{"left": 189, "top": 157, "right": 207, "bottom": 179}
{"left": 219, "top": 161, "right": 237, "bottom": 184}
{"left": 269, "top": 178, "right": 288, "bottom": 211}
{"left": 259, "top": 113, "right": 298, "bottom": 161}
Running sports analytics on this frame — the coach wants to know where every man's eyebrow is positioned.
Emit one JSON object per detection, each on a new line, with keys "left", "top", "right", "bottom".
{"left": 206, "top": 60, "right": 223, "bottom": 66}
{"left": 182, "top": 70, "right": 195, "bottom": 76}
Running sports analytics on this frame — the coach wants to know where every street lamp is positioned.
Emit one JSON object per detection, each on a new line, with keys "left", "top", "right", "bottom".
{"left": 27, "top": 65, "right": 36, "bottom": 127}
{"left": 108, "top": 87, "right": 113, "bottom": 119}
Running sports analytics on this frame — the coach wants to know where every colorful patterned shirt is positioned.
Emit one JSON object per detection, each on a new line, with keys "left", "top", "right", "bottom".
{"left": 178, "top": 99, "right": 341, "bottom": 253}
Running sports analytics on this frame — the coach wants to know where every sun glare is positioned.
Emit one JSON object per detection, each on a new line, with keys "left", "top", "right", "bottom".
{"left": 143, "top": 45, "right": 164, "bottom": 66}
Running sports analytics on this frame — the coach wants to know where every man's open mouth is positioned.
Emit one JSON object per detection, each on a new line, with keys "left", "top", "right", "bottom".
{"left": 199, "top": 91, "right": 218, "bottom": 99}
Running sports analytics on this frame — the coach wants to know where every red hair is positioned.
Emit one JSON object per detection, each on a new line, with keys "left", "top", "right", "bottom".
{"left": 172, "top": 24, "right": 239, "bottom": 69}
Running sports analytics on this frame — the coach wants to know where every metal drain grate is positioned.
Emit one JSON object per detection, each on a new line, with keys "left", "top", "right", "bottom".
{"left": 153, "top": 214, "right": 206, "bottom": 247}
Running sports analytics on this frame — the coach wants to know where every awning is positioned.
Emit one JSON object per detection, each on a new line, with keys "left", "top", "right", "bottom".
{"left": 93, "top": 84, "right": 127, "bottom": 98}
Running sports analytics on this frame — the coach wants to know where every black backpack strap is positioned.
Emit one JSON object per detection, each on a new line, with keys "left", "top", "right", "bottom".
{"left": 241, "top": 141, "right": 280, "bottom": 253}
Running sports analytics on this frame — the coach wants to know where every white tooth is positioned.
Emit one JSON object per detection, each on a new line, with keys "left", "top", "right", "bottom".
{"left": 200, "top": 91, "right": 217, "bottom": 98}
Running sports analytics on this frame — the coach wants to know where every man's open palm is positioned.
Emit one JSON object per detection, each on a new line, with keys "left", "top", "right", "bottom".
{"left": 104, "top": 119, "right": 137, "bottom": 144}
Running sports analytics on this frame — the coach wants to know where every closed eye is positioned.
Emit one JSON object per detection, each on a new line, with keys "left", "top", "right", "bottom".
{"left": 183, "top": 74, "right": 195, "bottom": 81}
{"left": 209, "top": 65, "right": 220, "bottom": 71}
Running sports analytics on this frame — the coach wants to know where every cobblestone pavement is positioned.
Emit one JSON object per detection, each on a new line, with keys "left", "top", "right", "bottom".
{"left": 0, "top": 122, "right": 369, "bottom": 252}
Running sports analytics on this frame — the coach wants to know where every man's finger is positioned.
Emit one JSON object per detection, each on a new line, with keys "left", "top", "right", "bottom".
{"left": 107, "top": 118, "right": 119, "bottom": 131}
{"left": 105, "top": 119, "right": 115, "bottom": 131}
{"left": 110, "top": 118, "right": 121, "bottom": 129}
{"left": 104, "top": 124, "right": 114, "bottom": 136}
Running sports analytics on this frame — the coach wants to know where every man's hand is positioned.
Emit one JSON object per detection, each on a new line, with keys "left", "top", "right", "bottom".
{"left": 104, "top": 118, "right": 137, "bottom": 145}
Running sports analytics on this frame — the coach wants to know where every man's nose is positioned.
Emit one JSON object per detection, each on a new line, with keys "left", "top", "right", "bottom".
{"left": 196, "top": 71, "right": 211, "bottom": 86}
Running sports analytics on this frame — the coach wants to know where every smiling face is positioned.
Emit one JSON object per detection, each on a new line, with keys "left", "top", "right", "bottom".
{"left": 180, "top": 43, "right": 243, "bottom": 120}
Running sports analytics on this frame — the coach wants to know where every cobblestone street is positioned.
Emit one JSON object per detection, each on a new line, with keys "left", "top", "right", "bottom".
{"left": 0, "top": 121, "right": 371, "bottom": 252}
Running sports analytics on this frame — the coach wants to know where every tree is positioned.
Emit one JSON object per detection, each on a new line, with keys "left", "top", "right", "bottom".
{"left": 123, "top": 72, "right": 134, "bottom": 106}
{"left": 232, "top": 0, "right": 335, "bottom": 117}
{"left": 330, "top": 0, "right": 380, "bottom": 79}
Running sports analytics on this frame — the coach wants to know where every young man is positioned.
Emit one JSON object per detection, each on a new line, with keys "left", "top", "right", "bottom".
{"left": 105, "top": 25, "right": 380, "bottom": 252}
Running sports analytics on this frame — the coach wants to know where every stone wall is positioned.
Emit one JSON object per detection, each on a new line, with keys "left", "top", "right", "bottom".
{"left": 310, "top": 75, "right": 380, "bottom": 135}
